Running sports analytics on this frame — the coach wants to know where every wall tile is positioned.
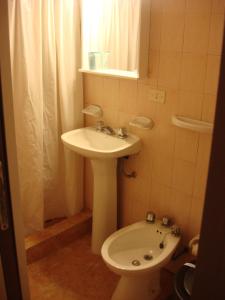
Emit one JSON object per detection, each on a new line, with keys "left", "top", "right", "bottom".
{"left": 118, "top": 79, "right": 138, "bottom": 114}
{"left": 186, "top": 0, "right": 212, "bottom": 14}
{"left": 150, "top": 180, "right": 172, "bottom": 217}
{"left": 160, "top": 13, "right": 185, "bottom": 52}
{"left": 174, "top": 129, "right": 199, "bottom": 163}
{"left": 188, "top": 197, "right": 205, "bottom": 237}
{"left": 208, "top": 14, "right": 225, "bottom": 55}
{"left": 193, "top": 135, "right": 212, "bottom": 200}
{"left": 169, "top": 190, "right": 192, "bottom": 241}
{"left": 212, "top": 0, "right": 225, "bottom": 13}
{"left": 102, "top": 78, "right": 119, "bottom": 110}
{"left": 180, "top": 53, "right": 207, "bottom": 92}
{"left": 154, "top": 90, "right": 179, "bottom": 124}
{"left": 149, "top": 0, "right": 163, "bottom": 51}
{"left": 158, "top": 51, "right": 182, "bottom": 89}
{"left": 102, "top": 109, "right": 118, "bottom": 127}
{"left": 137, "top": 83, "right": 157, "bottom": 117}
{"left": 151, "top": 0, "right": 163, "bottom": 13}
{"left": 178, "top": 91, "right": 204, "bottom": 119}
{"left": 151, "top": 152, "right": 173, "bottom": 186}
{"left": 205, "top": 55, "right": 221, "bottom": 94}
{"left": 147, "top": 50, "right": 160, "bottom": 86}
{"left": 119, "top": 174, "right": 151, "bottom": 225}
{"left": 150, "top": 124, "right": 176, "bottom": 156}
{"left": 202, "top": 94, "right": 217, "bottom": 122}
{"left": 83, "top": 74, "right": 104, "bottom": 105}
{"left": 117, "top": 112, "right": 136, "bottom": 128}
{"left": 183, "top": 13, "right": 211, "bottom": 54}
{"left": 172, "top": 159, "right": 196, "bottom": 195}
{"left": 118, "top": 176, "right": 137, "bottom": 226}
{"left": 162, "top": 0, "right": 186, "bottom": 13}
{"left": 85, "top": 117, "right": 95, "bottom": 127}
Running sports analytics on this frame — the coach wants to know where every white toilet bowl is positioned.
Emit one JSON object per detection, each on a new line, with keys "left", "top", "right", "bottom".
{"left": 101, "top": 220, "right": 181, "bottom": 300}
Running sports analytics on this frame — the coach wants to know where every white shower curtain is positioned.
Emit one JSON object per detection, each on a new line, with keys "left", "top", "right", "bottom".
{"left": 8, "top": 0, "right": 83, "bottom": 234}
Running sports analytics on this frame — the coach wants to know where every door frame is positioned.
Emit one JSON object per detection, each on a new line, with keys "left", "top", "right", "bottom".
{"left": 0, "top": 256, "right": 7, "bottom": 300}
{"left": 0, "top": 75, "right": 23, "bottom": 299}
{"left": 0, "top": 1, "right": 30, "bottom": 299}
{"left": 191, "top": 20, "right": 225, "bottom": 300}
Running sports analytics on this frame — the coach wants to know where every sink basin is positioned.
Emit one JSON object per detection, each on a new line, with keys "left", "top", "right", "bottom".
{"left": 61, "top": 126, "right": 141, "bottom": 254}
{"left": 61, "top": 127, "right": 141, "bottom": 159}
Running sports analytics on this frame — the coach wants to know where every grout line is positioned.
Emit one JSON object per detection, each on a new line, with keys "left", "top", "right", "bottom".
{"left": 155, "top": 0, "right": 164, "bottom": 89}
{"left": 201, "top": 0, "right": 214, "bottom": 121}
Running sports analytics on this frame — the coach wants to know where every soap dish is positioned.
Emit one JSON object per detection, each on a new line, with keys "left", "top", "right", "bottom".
{"left": 129, "top": 116, "right": 154, "bottom": 129}
{"left": 82, "top": 104, "right": 103, "bottom": 118}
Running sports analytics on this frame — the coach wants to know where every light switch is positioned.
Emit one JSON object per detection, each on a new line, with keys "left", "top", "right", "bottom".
{"left": 149, "top": 89, "right": 166, "bottom": 104}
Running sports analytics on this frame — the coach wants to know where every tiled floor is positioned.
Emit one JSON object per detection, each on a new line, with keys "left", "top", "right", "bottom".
{"left": 28, "top": 234, "right": 119, "bottom": 300}
{"left": 28, "top": 234, "right": 173, "bottom": 300}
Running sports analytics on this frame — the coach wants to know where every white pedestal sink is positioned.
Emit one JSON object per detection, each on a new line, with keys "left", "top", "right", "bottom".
{"left": 61, "top": 127, "right": 141, "bottom": 254}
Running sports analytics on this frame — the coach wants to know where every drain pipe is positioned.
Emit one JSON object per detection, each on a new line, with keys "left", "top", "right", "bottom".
{"left": 120, "top": 156, "right": 137, "bottom": 178}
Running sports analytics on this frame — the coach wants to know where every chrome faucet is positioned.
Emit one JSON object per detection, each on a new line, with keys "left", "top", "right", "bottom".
{"left": 96, "top": 121, "right": 115, "bottom": 135}
{"left": 161, "top": 216, "right": 171, "bottom": 227}
{"left": 159, "top": 225, "right": 181, "bottom": 249}
{"left": 171, "top": 225, "right": 181, "bottom": 237}
{"left": 102, "top": 126, "right": 115, "bottom": 135}
{"left": 96, "top": 120, "right": 105, "bottom": 131}
{"left": 118, "top": 127, "right": 128, "bottom": 139}
{"left": 146, "top": 211, "right": 156, "bottom": 223}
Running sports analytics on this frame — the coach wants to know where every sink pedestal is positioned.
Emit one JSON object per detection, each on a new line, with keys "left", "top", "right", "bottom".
{"left": 91, "top": 158, "right": 117, "bottom": 254}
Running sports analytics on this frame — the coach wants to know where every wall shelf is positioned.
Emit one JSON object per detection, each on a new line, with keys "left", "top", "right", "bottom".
{"left": 172, "top": 115, "right": 213, "bottom": 134}
{"left": 79, "top": 68, "right": 139, "bottom": 80}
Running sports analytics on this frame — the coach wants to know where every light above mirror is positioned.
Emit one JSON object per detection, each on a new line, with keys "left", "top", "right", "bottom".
{"left": 80, "top": 0, "right": 150, "bottom": 79}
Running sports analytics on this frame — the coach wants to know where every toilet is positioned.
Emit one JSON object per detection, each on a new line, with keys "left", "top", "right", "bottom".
{"left": 101, "top": 220, "right": 181, "bottom": 300}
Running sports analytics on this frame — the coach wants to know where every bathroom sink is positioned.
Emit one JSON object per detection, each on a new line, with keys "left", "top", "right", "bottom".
{"left": 61, "top": 126, "right": 141, "bottom": 254}
{"left": 61, "top": 127, "right": 141, "bottom": 159}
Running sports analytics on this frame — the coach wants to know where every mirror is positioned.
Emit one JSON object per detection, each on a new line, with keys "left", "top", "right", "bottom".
{"left": 80, "top": 0, "right": 150, "bottom": 79}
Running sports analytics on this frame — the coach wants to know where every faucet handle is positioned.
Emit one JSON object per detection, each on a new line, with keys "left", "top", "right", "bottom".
{"left": 102, "top": 126, "right": 115, "bottom": 135}
{"left": 96, "top": 120, "right": 104, "bottom": 131}
{"left": 171, "top": 225, "right": 181, "bottom": 237}
{"left": 146, "top": 211, "right": 156, "bottom": 223}
{"left": 118, "top": 127, "right": 128, "bottom": 139}
{"left": 161, "top": 216, "right": 171, "bottom": 227}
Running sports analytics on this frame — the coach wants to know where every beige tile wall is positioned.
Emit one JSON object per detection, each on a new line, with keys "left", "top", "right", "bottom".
{"left": 83, "top": 0, "right": 225, "bottom": 242}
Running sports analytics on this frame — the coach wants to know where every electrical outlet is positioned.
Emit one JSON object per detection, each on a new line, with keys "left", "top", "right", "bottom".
{"left": 149, "top": 89, "right": 166, "bottom": 104}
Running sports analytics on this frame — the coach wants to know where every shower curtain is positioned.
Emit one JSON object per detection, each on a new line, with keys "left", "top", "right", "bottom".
{"left": 8, "top": 0, "right": 83, "bottom": 234}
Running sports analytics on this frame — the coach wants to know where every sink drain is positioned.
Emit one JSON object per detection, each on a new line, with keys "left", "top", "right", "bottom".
{"left": 132, "top": 260, "right": 141, "bottom": 266}
{"left": 144, "top": 254, "right": 153, "bottom": 261}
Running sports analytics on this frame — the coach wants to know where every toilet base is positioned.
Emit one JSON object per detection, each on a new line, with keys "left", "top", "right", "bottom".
{"left": 112, "top": 271, "right": 160, "bottom": 300}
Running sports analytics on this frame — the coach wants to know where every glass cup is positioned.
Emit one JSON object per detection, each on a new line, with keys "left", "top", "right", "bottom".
{"left": 94, "top": 52, "right": 102, "bottom": 69}
{"left": 102, "top": 51, "right": 110, "bottom": 69}
{"left": 88, "top": 52, "right": 96, "bottom": 70}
